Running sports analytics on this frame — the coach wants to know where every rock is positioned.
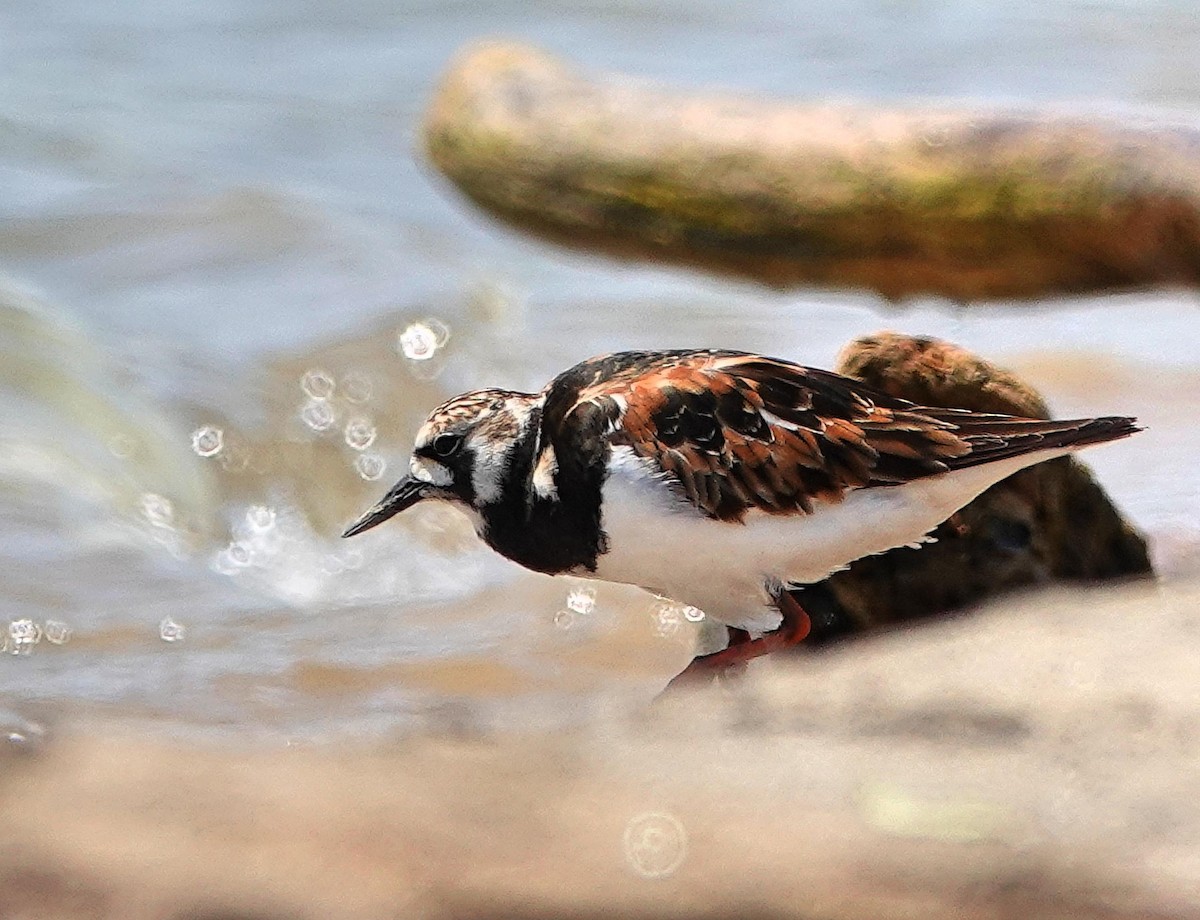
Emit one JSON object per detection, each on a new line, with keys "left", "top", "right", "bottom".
{"left": 424, "top": 42, "right": 1200, "bottom": 300}
{"left": 794, "top": 333, "right": 1151, "bottom": 641}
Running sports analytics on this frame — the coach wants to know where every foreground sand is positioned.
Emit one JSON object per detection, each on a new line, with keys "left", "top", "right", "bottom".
{"left": 2, "top": 577, "right": 1197, "bottom": 919}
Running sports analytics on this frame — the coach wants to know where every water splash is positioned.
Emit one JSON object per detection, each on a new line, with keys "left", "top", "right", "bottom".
{"left": 214, "top": 540, "right": 254, "bottom": 572}
{"left": 245, "top": 505, "right": 277, "bottom": 532}
{"left": 355, "top": 453, "right": 386, "bottom": 481}
{"left": 397, "top": 319, "right": 450, "bottom": 361}
{"left": 43, "top": 620, "right": 73, "bottom": 645}
{"left": 300, "top": 399, "right": 336, "bottom": 432}
{"left": 651, "top": 601, "right": 686, "bottom": 639}
{"left": 159, "top": 617, "right": 186, "bottom": 642}
{"left": 191, "top": 425, "right": 224, "bottom": 457}
{"left": 7, "top": 619, "right": 41, "bottom": 655}
{"left": 623, "top": 812, "right": 687, "bottom": 879}
{"left": 343, "top": 417, "right": 377, "bottom": 451}
{"left": 140, "top": 493, "right": 175, "bottom": 528}
{"left": 340, "top": 372, "right": 373, "bottom": 404}
{"left": 300, "top": 368, "right": 336, "bottom": 400}
{"left": 566, "top": 587, "right": 597, "bottom": 616}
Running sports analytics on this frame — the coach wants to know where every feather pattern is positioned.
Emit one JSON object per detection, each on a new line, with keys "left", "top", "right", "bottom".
{"left": 541, "top": 350, "right": 1139, "bottom": 522}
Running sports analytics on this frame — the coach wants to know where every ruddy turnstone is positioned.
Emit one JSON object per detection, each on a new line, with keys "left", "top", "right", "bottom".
{"left": 342, "top": 349, "right": 1140, "bottom": 688}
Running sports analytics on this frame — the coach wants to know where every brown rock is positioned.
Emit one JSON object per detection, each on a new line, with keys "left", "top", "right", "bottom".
{"left": 794, "top": 333, "right": 1151, "bottom": 639}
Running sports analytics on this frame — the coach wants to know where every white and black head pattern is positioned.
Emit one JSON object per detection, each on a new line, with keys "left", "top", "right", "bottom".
{"left": 407, "top": 388, "right": 539, "bottom": 508}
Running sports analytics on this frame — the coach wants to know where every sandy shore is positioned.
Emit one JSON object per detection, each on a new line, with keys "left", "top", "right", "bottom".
{"left": 2, "top": 577, "right": 1197, "bottom": 919}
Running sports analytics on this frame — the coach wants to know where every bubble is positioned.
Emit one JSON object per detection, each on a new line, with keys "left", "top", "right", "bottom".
{"left": 623, "top": 812, "right": 687, "bottom": 879}
{"left": 398, "top": 318, "right": 450, "bottom": 361}
{"left": 341, "top": 372, "right": 374, "bottom": 404}
{"left": 43, "top": 620, "right": 73, "bottom": 645}
{"left": 566, "top": 587, "right": 596, "bottom": 616}
{"left": 140, "top": 493, "right": 174, "bottom": 528}
{"left": 344, "top": 417, "right": 377, "bottom": 451}
{"left": 301, "top": 399, "right": 336, "bottom": 432}
{"left": 553, "top": 609, "right": 576, "bottom": 631}
{"left": 321, "top": 555, "right": 346, "bottom": 576}
{"left": 159, "top": 617, "right": 186, "bottom": 643}
{"left": 245, "top": 505, "right": 277, "bottom": 532}
{"left": 8, "top": 619, "right": 41, "bottom": 655}
{"left": 681, "top": 605, "right": 705, "bottom": 623}
{"left": 191, "top": 425, "right": 224, "bottom": 457}
{"left": 300, "top": 368, "right": 336, "bottom": 399}
{"left": 355, "top": 453, "right": 386, "bottom": 481}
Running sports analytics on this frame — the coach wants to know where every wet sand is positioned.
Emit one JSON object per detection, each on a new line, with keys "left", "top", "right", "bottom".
{"left": 4, "top": 577, "right": 1198, "bottom": 919}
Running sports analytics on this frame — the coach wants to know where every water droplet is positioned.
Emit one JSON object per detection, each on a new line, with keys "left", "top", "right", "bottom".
{"left": 651, "top": 602, "right": 685, "bottom": 639}
{"left": 44, "top": 620, "right": 73, "bottom": 645}
{"left": 140, "top": 493, "right": 175, "bottom": 528}
{"left": 341, "top": 372, "right": 373, "bottom": 404}
{"left": 301, "top": 399, "right": 336, "bottom": 432}
{"left": 191, "top": 425, "right": 224, "bottom": 457}
{"left": 321, "top": 555, "right": 346, "bottom": 575}
{"left": 227, "top": 541, "right": 253, "bottom": 566}
{"left": 355, "top": 453, "right": 386, "bottom": 481}
{"left": 300, "top": 368, "right": 336, "bottom": 399}
{"left": 159, "top": 617, "right": 186, "bottom": 643}
{"left": 681, "top": 605, "right": 705, "bottom": 623}
{"left": 398, "top": 319, "right": 450, "bottom": 361}
{"left": 623, "top": 812, "right": 687, "bottom": 879}
{"left": 344, "top": 417, "right": 377, "bottom": 451}
{"left": 8, "top": 619, "right": 41, "bottom": 655}
{"left": 553, "top": 609, "right": 575, "bottom": 631}
{"left": 566, "top": 587, "right": 596, "bottom": 616}
{"left": 245, "top": 505, "right": 276, "bottom": 531}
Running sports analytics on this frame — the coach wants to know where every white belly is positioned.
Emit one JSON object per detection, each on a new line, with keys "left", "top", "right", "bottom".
{"left": 585, "top": 445, "right": 1071, "bottom": 632}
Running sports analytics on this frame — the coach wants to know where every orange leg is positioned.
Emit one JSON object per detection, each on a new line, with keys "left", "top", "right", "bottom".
{"left": 662, "top": 592, "right": 812, "bottom": 693}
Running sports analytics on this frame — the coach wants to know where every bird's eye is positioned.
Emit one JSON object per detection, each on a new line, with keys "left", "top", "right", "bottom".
{"left": 431, "top": 433, "right": 462, "bottom": 458}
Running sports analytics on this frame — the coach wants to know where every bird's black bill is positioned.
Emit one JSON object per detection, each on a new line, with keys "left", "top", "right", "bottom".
{"left": 341, "top": 476, "right": 428, "bottom": 538}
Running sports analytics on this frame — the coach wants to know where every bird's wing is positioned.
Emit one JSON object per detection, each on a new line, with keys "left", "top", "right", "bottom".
{"left": 542, "top": 350, "right": 1134, "bottom": 521}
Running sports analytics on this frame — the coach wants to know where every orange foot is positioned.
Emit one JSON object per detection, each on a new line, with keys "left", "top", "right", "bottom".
{"left": 661, "top": 592, "right": 812, "bottom": 694}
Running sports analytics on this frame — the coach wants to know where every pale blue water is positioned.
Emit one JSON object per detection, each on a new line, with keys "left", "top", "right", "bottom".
{"left": 1, "top": 0, "right": 1197, "bottom": 740}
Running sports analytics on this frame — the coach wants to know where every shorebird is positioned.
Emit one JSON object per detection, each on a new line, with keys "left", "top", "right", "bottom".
{"left": 343, "top": 349, "right": 1140, "bottom": 688}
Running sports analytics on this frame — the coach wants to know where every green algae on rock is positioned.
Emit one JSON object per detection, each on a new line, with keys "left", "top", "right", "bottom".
{"left": 425, "top": 42, "right": 1200, "bottom": 300}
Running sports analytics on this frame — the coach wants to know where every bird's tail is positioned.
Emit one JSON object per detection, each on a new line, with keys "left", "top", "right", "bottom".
{"left": 928, "top": 413, "right": 1142, "bottom": 471}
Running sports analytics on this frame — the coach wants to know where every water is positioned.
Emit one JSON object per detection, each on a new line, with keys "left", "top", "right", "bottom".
{"left": 2, "top": 0, "right": 1199, "bottom": 741}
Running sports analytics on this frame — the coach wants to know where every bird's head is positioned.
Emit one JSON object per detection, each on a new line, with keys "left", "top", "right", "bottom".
{"left": 341, "top": 388, "right": 539, "bottom": 538}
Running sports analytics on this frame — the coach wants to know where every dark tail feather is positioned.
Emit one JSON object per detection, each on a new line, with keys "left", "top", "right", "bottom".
{"left": 929, "top": 413, "right": 1142, "bottom": 471}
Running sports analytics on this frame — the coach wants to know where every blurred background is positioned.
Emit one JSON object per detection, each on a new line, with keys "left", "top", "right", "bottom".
{"left": 2, "top": 0, "right": 1198, "bottom": 743}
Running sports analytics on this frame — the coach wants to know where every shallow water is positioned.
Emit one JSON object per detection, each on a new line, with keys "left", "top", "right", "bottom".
{"left": 2, "top": 0, "right": 1199, "bottom": 742}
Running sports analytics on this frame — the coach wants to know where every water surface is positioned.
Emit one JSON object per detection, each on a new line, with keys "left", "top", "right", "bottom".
{"left": 2, "top": 0, "right": 1198, "bottom": 741}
